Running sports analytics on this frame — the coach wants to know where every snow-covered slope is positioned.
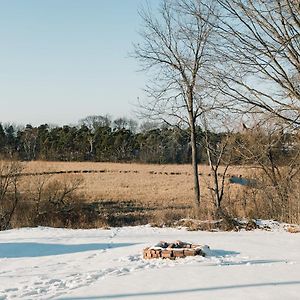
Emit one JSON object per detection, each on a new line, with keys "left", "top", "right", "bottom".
{"left": 0, "top": 225, "right": 299, "bottom": 299}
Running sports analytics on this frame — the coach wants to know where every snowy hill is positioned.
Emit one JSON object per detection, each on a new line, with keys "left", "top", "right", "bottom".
{"left": 0, "top": 225, "right": 300, "bottom": 299}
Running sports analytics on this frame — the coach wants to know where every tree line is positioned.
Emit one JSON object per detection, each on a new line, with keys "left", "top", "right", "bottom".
{"left": 0, "top": 115, "right": 298, "bottom": 168}
{"left": 0, "top": 116, "right": 225, "bottom": 164}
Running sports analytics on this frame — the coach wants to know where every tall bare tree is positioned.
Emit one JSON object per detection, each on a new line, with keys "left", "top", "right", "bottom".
{"left": 201, "top": 115, "right": 234, "bottom": 213}
{"left": 133, "top": 0, "right": 219, "bottom": 209}
{"left": 214, "top": 0, "right": 300, "bottom": 125}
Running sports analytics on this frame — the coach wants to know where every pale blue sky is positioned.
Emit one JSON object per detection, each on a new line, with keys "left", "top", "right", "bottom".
{"left": 0, "top": 0, "right": 156, "bottom": 126}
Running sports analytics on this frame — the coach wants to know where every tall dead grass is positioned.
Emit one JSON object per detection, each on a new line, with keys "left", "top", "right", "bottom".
{"left": 22, "top": 161, "right": 248, "bottom": 206}
{"left": 7, "top": 161, "right": 299, "bottom": 228}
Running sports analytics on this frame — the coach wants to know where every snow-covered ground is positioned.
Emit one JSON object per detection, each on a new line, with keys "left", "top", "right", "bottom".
{"left": 0, "top": 224, "right": 300, "bottom": 300}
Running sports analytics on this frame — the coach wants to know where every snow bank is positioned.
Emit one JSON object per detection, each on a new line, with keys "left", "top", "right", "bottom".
{"left": 0, "top": 225, "right": 299, "bottom": 299}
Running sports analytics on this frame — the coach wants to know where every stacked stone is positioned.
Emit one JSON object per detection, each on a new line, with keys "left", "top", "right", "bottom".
{"left": 287, "top": 226, "right": 300, "bottom": 233}
{"left": 143, "top": 241, "right": 206, "bottom": 259}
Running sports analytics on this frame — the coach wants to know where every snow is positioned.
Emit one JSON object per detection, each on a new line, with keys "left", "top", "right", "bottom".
{"left": 0, "top": 225, "right": 300, "bottom": 299}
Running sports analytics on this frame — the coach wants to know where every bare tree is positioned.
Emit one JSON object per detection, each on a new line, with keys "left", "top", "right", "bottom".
{"left": 133, "top": 0, "right": 219, "bottom": 209}
{"left": 235, "top": 118, "right": 300, "bottom": 222}
{"left": 204, "top": 132, "right": 232, "bottom": 211}
{"left": 0, "top": 160, "right": 23, "bottom": 230}
{"left": 44, "top": 176, "right": 84, "bottom": 209}
{"left": 113, "top": 117, "right": 138, "bottom": 133}
{"left": 79, "top": 115, "right": 112, "bottom": 131}
{"left": 79, "top": 115, "right": 112, "bottom": 156}
{"left": 197, "top": 110, "right": 235, "bottom": 218}
{"left": 21, "top": 124, "right": 38, "bottom": 160}
{"left": 214, "top": 0, "right": 300, "bottom": 125}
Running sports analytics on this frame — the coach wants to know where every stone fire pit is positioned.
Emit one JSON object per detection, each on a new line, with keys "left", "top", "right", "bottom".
{"left": 143, "top": 240, "right": 209, "bottom": 260}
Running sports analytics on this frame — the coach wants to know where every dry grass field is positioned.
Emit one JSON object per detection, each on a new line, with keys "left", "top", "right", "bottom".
{"left": 6, "top": 160, "right": 299, "bottom": 228}
{"left": 12, "top": 161, "right": 259, "bottom": 227}
{"left": 22, "top": 161, "right": 249, "bottom": 208}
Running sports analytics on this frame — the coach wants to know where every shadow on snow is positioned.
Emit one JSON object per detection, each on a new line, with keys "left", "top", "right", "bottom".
{"left": 0, "top": 242, "right": 136, "bottom": 258}
{"left": 60, "top": 281, "right": 300, "bottom": 299}
{"left": 206, "top": 249, "right": 240, "bottom": 257}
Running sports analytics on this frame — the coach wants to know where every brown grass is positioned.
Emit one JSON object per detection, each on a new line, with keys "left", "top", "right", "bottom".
{"left": 9, "top": 161, "right": 260, "bottom": 228}
{"left": 0, "top": 161, "right": 300, "bottom": 228}
{"left": 21, "top": 161, "right": 249, "bottom": 208}
{"left": 2, "top": 160, "right": 299, "bottom": 228}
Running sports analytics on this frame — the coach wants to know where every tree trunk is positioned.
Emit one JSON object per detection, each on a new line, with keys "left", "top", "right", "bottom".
{"left": 213, "top": 170, "right": 221, "bottom": 209}
{"left": 190, "top": 119, "right": 200, "bottom": 210}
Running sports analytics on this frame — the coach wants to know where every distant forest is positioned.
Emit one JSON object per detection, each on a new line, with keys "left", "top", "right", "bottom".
{"left": 0, "top": 115, "right": 295, "bottom": 166}
{"left": 0, "top": 115, "right": 232, "bottom": 164}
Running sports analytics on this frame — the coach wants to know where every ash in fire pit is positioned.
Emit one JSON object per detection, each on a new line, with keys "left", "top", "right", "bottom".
{"left": 143, "top": 240, "right": 209, "bottom": 259}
